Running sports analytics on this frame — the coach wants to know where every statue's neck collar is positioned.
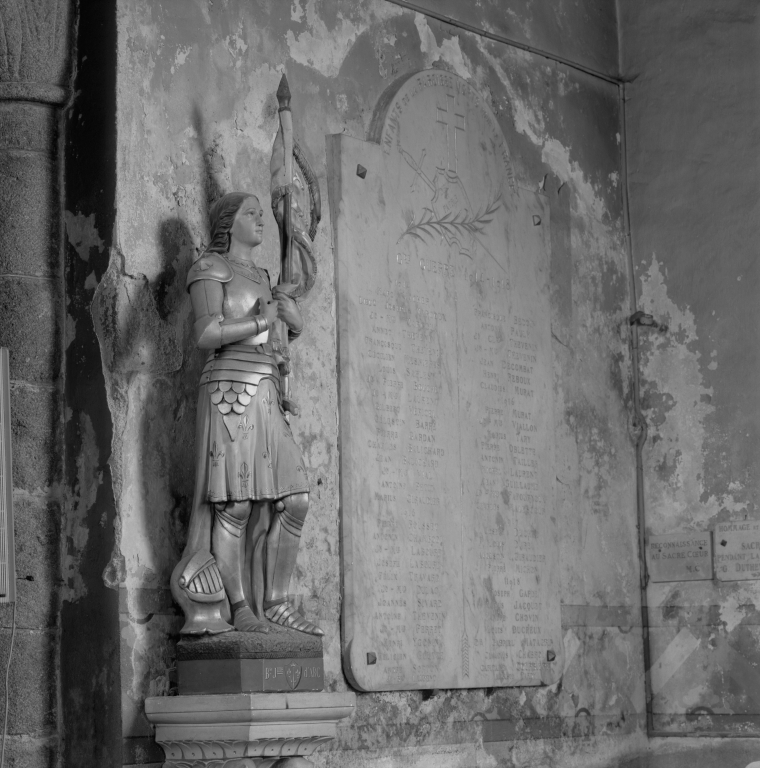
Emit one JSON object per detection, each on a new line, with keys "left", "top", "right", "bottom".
{"left": 224, "top": 254, "right": 262, "bottom": 283}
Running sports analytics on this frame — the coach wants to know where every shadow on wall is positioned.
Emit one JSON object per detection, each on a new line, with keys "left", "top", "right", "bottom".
{"left": 134, "top": 216, "right": 202, "bottom": 568}
{"left": 193, "top": 102, "right": 225, "bottom": 222}
{"left": 90, "top": 226, "right": 186, "bottom": 583}
{"left": 90, "top": 103, "right": 230, "bottom": 587}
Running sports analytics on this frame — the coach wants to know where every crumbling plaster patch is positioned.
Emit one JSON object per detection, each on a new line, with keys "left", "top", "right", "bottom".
{"left": 64, "top": 211, "right": 105, "bottom": 263}
{"left": 287, "top": 6, "right": 361, "bottom": 77}
{"left": 637, "top": 255, "right": 727, "bottom": 531}
{"left": 413, "top": 14, "right": 471, "bottom": 80}
{"left": 61, "top": 411, "right": 99, "bottom": 602}
{"left": 286, "top": 0, "right": 403, "bottom": 78}
{"left": 474, "top": 42, "right": 546, "bottom": 148}
{"left": 542, "top": 139, "right": 607, "bottom": 224}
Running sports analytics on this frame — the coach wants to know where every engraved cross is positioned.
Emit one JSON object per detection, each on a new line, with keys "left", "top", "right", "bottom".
{"left": 436, "top": 93, "right": 466, "bottom": 173}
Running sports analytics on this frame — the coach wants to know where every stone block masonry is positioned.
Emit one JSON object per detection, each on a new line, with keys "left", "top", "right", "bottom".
{"left": 0, "top": 1, "right": 74, "bottom": 766}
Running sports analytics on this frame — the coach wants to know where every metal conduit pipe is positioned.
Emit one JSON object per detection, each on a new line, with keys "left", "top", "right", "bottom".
{"left": 383, "top": 0, "right": 657, "bottom": 734}
{"left": 384, "top": 0, "right": 623, "bottom": 84}
{"left": 621, "top": 82, "right": 665, "bottom": 735}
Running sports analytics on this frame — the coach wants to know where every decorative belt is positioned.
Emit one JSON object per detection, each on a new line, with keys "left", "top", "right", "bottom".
{"left": 199, "top": 343, "right": 281, "bottom": 389}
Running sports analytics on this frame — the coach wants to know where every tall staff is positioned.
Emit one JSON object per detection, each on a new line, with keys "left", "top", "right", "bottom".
{"left": 274, "top": 75, "right": 294, "bottom": 414}
{"left": 270, "top": 74, "right": 320, "bottom": 419}
{"left": 277, "top": 75, "right": 294, "bottom": 284}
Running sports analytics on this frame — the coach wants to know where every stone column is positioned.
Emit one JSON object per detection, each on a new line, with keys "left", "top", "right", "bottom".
{"left": 0, "top": 1, "right": 73, "bottom": 765}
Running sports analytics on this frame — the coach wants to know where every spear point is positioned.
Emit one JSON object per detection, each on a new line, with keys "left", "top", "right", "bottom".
{"left": 277, "top": 73, "right": 291, "bottom": 110}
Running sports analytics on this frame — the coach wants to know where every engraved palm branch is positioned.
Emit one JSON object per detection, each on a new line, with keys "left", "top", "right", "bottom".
{"left": 399, "top": 195, "right": 506, "bottom": 274}
{"left": 398, "top": 196, "right": 501, "bottom": 246}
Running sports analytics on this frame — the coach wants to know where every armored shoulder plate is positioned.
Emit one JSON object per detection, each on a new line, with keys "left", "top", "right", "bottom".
{"left": 187, "top": 252, "right": 234, "bottom": 291}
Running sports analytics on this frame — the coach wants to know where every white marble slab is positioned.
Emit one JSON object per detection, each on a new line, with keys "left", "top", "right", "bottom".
{"left": 328, "top": 70, "right": 563, "bottom": 691}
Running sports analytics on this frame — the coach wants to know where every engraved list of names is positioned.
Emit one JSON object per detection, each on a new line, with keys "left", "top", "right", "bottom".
{"left": 328, "top": 70, "right": 563, "bottom": 691}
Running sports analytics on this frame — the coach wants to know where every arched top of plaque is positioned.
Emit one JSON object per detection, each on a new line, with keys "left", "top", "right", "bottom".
{"left": 368, "top": 68, "right": 517, "bottom": 197}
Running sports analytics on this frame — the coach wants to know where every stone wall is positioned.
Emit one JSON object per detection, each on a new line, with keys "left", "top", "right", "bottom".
{"left": 104, "top": 2, "right": 644, "bottom": 766}
{"left": 0, "top": 0, "right": 72, "bottom": 765}
{"left": 621, "top": 0, "right": 760, "bottom": 739}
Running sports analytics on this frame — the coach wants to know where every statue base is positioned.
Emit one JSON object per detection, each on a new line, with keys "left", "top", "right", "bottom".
{"left": 177, "top": 627, "right": 323, "bottom": 694}
{"left": 145, "top": 691, "right": 356, "bottom": 768}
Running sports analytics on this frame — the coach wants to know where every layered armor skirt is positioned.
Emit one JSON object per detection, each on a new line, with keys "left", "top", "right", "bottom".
{"left": 197, "top": 343, "right": 308, "bottom": 503}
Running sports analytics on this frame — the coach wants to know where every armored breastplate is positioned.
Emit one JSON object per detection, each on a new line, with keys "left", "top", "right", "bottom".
{"left": 222, "top": 257, "right": 273, "bottom": 340}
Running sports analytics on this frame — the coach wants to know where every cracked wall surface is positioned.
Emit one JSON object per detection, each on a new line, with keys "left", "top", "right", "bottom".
{"left": 106, "top": 1, "right": 643, "bottom": 766}
{"left": 622, "top": 0, "right": 760, "bottom": 737}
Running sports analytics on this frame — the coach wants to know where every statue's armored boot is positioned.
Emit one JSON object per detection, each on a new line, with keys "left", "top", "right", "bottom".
{"left": 264, "top": 492, "right": 324, "bottom": 636}
{"left": 213, "top": 501, "right": 269, "bottom": 633}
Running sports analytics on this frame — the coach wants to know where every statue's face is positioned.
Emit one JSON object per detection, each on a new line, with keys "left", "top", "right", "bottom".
{"left": 230, "top": 196, "right": 264, "bottom": 248}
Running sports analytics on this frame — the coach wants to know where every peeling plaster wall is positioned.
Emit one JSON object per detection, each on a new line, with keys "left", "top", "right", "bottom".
{"left": 390, "top": 0, "right": 619, "bottom": 76}
{"left": 109, "top": 1, "right": 641, "bottom": 765}
{"left": 621, "top": 0, "right": 760, "bottom": 737}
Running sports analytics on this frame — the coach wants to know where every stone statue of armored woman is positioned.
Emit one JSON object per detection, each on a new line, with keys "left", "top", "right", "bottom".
{"left": 170, "top": 75, "right": 321, "bottom": 637}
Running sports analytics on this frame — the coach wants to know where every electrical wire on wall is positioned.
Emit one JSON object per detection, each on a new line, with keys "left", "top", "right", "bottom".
{"left": 0, "top": 350, "right": 17, "bottom": 768}
{"left": 0, "top": 602, "right": 15, "bottom": 768}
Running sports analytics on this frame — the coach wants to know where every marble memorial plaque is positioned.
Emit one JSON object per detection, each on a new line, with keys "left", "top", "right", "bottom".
{"left": 328, "top": 70, "right": 563, "bottom": 691}
{"left": 646, "top": 532, "right": 712, "bottom": 582}
{"left": 715, "top": 521, "right": 760, "bottom": 581}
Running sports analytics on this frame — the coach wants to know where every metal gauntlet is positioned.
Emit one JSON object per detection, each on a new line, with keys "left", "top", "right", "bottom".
{"left": 194, "top": 313, "right": 270, "bottom": 349}
{"left": 220, "top": 314, "right": 269, "bottom": 345}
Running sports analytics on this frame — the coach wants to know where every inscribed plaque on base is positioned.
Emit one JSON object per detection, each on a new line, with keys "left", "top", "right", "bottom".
{"left": 646, "top": 532, "right": 712, "bottom": 582}
{"left": 328, "top": 69, "right": 563, "bottom": 691}
{"left": 715, "top": 521, "right": 760, "bottom": 581}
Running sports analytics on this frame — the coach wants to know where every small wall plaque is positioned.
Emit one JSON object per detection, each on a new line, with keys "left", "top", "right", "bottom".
{"left": 647, "top": 532, "right": 712, "bottom": 582}
{"left": 715, "top": 521, "right": 760, "bottom": 581}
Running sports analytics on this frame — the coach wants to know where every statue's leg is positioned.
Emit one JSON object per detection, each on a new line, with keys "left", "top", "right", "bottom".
{"left": 212, "top": 500, "right": 268, "bottom": 633}
{"left": 246, "top": 499, "right": 273, "bottom": 621}
{"left": 263, "top": 492, "right": 324, "bottom": 636}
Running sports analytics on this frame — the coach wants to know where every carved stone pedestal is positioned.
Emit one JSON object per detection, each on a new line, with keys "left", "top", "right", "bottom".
{"left": 177, "top": 627, "right": 324, "bottom": 695}
{"left": 145, "top": 691, "right": 356, "bottom": 768}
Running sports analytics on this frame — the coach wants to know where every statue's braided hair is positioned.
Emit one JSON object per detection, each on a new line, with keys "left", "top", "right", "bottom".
{"left": 205, "top": 192, "right": 256, "bottom": 253}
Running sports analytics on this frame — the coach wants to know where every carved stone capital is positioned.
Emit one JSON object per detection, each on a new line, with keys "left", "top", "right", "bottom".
{"left": 0, "top": 0, "right": 73, "bottom": 105}
{"left": 145, "top": 692, "right": 355, "bottom": 768}
{"left": 161, "top": 737, "right": 329, "bottom": 767}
